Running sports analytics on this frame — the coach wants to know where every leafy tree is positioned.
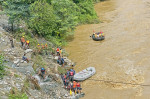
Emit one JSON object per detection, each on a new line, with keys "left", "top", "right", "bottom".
{"left": 1, "top": 0, "right": 35, "bottom": 31}
{"left": 51, "top": 0, "right": 78, "bottom": 37}
{"left": 76, "top": 0, "right": 98, "bottom": 23}
{"left": 28, "top": 0, "right": 56, "bottom": 37}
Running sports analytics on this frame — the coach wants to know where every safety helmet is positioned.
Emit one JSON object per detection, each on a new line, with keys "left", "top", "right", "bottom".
{"left": 38, "top": 44, "right": 40, "bottom": 45}
{"left": 70, "top": 69, "right": 73, "bottom": 71}
{"left": 41, "top": 68, "right": 45, "bottom": 70}
{"left": 23, "top": 36, "right": 24, "bottom": 37}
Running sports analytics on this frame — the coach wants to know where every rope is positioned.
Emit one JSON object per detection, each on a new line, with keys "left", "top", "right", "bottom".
{"left": 87, "top": 79, "right": 150, "bottom": 87}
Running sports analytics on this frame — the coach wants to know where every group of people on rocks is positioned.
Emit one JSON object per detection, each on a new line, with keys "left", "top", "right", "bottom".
{"left": 37, "top": 43, "right": 48, "bottom": 55}
{"left": 61, "top": 68, "right": 82, "bottom": 94}
{"left": 11, "top": 34, "right": 82, "bottom": 95}
{"left": 20, "top": 36, "right": 30, "bottom": 49}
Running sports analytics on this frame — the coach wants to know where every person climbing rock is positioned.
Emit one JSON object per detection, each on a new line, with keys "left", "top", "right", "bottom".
{"left": 22, "top": 53, "right": 29, "bottom": 63}
{"left": 25, "top": 40, "right": 30, "bottom": 49}
{"left": 61, "top": 56, "right": 65, "bottom": 67}
{"left": 45, "top": 43, "right": 48, "bottom": 55}
{"left": 9, "top": 36, "right": 14, "bottom": 48}
{"left": 57, "top": 55, "right": 61, "bottom": 65}
{"left": 51, "top": 47, "right": 55, "bottom": 56}
{"left": 56, "top": 47, "right": 60, "bottom": 56}
{"left": 37, "top": 44, "right": 41, "bottom": 54}
{"left": 38, "top": 67, "right": 46, "bottom": 79}
{"left": 20, "top": 36, "right": 25, "bottom": 48}
{"left": 59, "top": 48, "right": 62, "bottom": 56}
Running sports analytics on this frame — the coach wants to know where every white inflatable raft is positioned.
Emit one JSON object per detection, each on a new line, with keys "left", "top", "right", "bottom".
{"left": 73, "top": 67, "right": 96, "bottom": 81}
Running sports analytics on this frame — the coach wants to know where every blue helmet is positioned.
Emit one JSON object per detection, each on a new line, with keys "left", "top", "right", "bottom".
{"left": 41, "top": 68, "right": 45, "bottom": 70}
{"left": 70, "top": 69, "right": 73, "bottom": 71}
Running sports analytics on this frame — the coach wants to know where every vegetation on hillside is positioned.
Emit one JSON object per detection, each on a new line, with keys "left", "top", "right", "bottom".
{"left": 0, "top": 0, "right": 101, "bottom": 46}
{"left": 0, "top": 54, "right": 5, "bottom": 79}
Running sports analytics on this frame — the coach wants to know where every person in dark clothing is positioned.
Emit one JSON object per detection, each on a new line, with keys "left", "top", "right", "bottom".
{"left": 22, "top": 54, "right": 29, "bottom": 63}
{"left": 9, "top": 36, "right": 14, "bottom": 48}
{"left": 61, "top": 56, "right": 65, "bottom": 67}
{"left": 57, "top": 55, "right": 61, "bottom": 65}
{"left": 38, "top": 67, "right": 46, "bottom": 79}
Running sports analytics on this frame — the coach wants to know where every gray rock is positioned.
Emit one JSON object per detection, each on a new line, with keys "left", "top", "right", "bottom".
{"left": 15, "top": 65, "right": 35, "bottom": 74}
{"left": 13, "top": 59, "right": 20, "bottom": 64}
{"left": 24, "top": 49, "right": 33, "bottom": 54}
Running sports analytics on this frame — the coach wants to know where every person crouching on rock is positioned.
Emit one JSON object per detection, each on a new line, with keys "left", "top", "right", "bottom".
{"left": 22, "top": 53, "right": 29, "bottom": 63}
{"left": 38, "top": 67, "right": 46, "bottom": 79}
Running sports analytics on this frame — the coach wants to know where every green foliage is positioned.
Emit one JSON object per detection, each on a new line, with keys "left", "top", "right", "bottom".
{"left": 2, "top": 0, "right": 34, "bottom": 28}
{"left": 1, "top": 0, "right": 100, "bottom": 46}
{"left": 0, "top": 54, "right": 5, "bottom": 79}
{"left": 9, "top": 86, "right": 28, "bottom": 99}
{"left": 51, "top": 0, "right": 78, "bottom": 37}
{"left": 58, "top": 66, "right": 67, "bottom": 74}
{"left": 14, "top": 28, "right": 38, "bottom": 47}
{"left": 9, "top": 92, "right": 28, "bottom": 99}
{"left": 76, "top": 0, "right": 98, "bottom": 23}
{"left": 29, "top": 0, "right": 56, "bottom": 37}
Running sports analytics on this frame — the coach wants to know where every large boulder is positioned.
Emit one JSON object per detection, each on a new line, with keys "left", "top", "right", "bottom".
{"left": 15, "top": 63, "right": 35, "bottom": 74}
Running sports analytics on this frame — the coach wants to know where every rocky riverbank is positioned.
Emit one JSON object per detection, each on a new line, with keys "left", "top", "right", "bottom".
{"left": 0, "top": 14, "right": 84, "bottom": 99}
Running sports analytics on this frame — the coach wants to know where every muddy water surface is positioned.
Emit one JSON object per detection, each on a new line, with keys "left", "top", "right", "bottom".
{"left": 65, "top": 0, "right": 150, "bottom": 98}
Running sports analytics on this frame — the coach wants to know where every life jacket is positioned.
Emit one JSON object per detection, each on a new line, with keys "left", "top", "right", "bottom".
{"left": 73, "top": 82, "right": 76, "bottom": 88}
{"left": 76, "top": 82, "right": 80, "bottom": 87}
{"left": 56, "top": 48, "right": 59, "bottom": 52}
{"left": 21, "top": 37, "right": 25, "bottom": 42}
{"left": 59, "top": 50, "right": 62, "bottom": 54}
{"left": 70, "top": 71, "right": 74, "bottom": 76}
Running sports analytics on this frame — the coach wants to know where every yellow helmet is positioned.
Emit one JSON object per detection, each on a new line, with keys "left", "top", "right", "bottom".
{"left": 38, "top": 44, "right": 40, "bottom": 45}
{"left": 23, "top": 36, "right": 24, "bottom": 37}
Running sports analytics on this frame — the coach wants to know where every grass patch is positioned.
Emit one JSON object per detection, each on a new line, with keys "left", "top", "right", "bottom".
{"left": 14, "top": 74, "right": 21, "bottom": 78}
{"left": 58, "top": 66, "right": 67, "bottom": 74}
{"left": 9, "top": 87, "right": 28, "bottom": 99}
{"left": 0, "top": 54, "right": 5, "bottom": 79}
{"left": 31, "top": 54, "right": 47, "bottom": 72}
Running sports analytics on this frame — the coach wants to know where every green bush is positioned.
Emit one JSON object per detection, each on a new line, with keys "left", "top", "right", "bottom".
{"left": 0, "top": 54, "right": 5, "bottom": 79}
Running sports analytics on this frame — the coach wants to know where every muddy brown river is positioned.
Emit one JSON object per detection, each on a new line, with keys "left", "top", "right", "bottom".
{"left": 65, "top": 0, "right": 150, "bottom": 98}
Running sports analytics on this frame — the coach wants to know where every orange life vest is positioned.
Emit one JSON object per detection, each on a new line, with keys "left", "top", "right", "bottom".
{"left": 73, "top": 82, "right": 77, "bottom": 88}
{"left": 21, "top": 37, "right": 25, "bottom": 42}
{"left": 56, "top": 48, "right": 59, "bottom": 52}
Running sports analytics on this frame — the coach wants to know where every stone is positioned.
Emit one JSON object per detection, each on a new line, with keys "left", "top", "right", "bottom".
{"left": 13, "top": 59, "right": 20, "bottom": 64}
{"left": 24, "top": 49, "right": 33, "bottom": 54}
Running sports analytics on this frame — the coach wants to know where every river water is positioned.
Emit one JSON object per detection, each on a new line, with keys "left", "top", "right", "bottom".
{"left": 65, "top": 0, "right": 150, "bottom": 98}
